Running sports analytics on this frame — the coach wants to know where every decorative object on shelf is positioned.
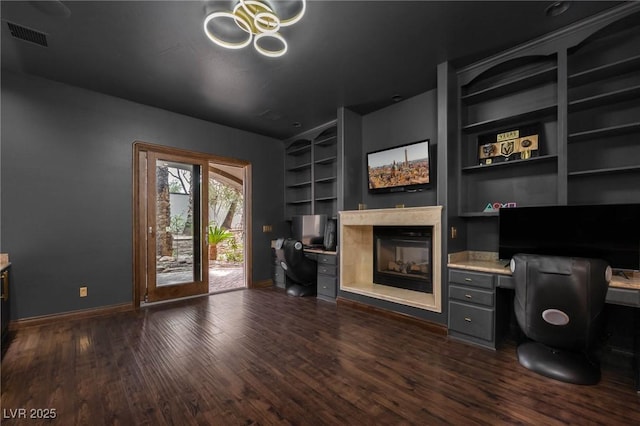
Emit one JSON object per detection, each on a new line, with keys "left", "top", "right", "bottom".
{"left": 203, "top": 0, "right": 305, "bottom": 58}
{"left": 483, "top": 201, "right": 517, "bottom": 213}
{"left": 477, "top": 124, "right": 540, "bottom": 165}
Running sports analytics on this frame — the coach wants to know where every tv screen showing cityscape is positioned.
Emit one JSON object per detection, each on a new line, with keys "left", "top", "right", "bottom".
{"left": 367, "top": 140, "right": 430, "bottom": 192}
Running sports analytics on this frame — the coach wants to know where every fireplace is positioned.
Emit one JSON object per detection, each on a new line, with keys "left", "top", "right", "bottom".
{"left": 339, "top": 206, "right": 442, "bottom": 313}
{"left": 373, "top": 226, "right": 433, "bottom": 293}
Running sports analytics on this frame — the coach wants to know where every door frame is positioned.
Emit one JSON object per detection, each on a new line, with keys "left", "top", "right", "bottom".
{"left": 133, "top": 141, "right": 253, "bottom": 307}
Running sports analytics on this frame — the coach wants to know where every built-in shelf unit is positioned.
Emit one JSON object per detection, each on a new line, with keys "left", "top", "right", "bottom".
{"left": 566, "top": 12, "right": 640, "bottom": 205}
{"left": 456, "top": 4, "right": 640, "bottom": 220}
{"left": 285, "top": 122, "right": 338, "bottom": 220}
{"left": 458, "top": 55, "right": 559, "bottom": 217}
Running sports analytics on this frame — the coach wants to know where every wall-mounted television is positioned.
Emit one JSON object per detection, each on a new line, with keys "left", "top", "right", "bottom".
{"left": 499, "top": 204, "right": 640, "bottom": 271}
{"left": 367, "top": 139, "right": 431, "bottom": 193}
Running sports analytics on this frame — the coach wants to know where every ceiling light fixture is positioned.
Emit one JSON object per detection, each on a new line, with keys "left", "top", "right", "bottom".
{"left": 204, "top": 0, "right": 305, "bottom": 58}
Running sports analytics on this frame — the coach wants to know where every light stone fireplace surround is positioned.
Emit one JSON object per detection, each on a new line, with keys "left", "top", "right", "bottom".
{"left": 339, "top": 206, "right": 442, "bottom": 313}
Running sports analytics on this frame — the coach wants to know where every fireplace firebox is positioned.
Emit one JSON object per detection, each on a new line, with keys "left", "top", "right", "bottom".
{"left": 373, "top": 226, "right": 433, "bottom": 293}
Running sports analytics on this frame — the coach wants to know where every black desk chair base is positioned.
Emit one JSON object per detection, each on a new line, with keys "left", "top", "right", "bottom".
{"left": 286, "top": 284, "right": 317, "bottom": 297}
{"left": 517, "top": 341, "right": 601, "bottom": 385}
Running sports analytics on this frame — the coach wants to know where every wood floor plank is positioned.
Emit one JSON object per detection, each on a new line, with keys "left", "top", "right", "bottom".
{"left": 2, "top": 287, "right": 639, "bottom": 425}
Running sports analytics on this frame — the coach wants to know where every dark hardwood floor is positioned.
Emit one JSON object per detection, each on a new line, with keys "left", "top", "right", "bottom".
{"left": 2, "top": 288, "right": 639, "bottom": 425}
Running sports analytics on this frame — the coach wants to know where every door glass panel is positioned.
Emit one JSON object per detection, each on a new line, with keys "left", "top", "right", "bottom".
{"left": 155, "top": 160, "right": 202, "bottom": 286}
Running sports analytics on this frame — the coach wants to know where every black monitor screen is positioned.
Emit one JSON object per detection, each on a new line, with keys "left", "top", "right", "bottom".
{"left": 499, "top": 204, "right": 640, "bottom": 270}
{"left": 292, "top": 214, "right": 327, "bottom": 248}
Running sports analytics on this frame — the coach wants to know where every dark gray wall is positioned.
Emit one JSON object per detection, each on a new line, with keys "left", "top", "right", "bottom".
{"left": 1, "top": 71, "right": 284, "bottom": 320}
{"left": 361, "top": 90, "right": 438, "bottom": 209}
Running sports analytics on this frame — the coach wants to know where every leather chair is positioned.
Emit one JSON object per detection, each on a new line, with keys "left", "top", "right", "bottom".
{"left": 274, "top": 238, "right": 317, "bottom": 297}
{"left": 511, "top": 254, "right": 611, "bottom": 385}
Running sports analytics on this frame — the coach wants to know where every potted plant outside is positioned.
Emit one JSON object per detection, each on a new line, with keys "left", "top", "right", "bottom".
{"left": 208, "top": 225, "right": 232, "bottom": 260}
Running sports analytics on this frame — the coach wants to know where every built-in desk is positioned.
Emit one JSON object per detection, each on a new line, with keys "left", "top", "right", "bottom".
{"left": 447, "top": 251, "right": 640, "bottom": 391}
{"left": 448, "top": 251, "right": 640, "bottom": 306}
{"left": 270, "top": 241, "right": 338, "bottom": 301}
{"left": 303, "top": 249, "right": 338, "bottom": 302}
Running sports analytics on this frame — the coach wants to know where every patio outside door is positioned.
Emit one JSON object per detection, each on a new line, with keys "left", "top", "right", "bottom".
{"left": 145, "top": 151, "right": 209, "bottom": 302}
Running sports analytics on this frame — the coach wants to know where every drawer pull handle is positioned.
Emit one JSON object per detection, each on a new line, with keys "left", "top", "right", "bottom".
{"left": 464, "top": 278, "right": 472, "bottom": 282}
{"left": 464, "top": 317, "right": 472, "bottom": 322}
{"left": 465, "top": 294, "right": 472, "bottom": 299}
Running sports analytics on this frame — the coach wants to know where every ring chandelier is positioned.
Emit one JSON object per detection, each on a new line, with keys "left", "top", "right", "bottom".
{"left": 203, "top": 0, "right": 306, "bottom": 58}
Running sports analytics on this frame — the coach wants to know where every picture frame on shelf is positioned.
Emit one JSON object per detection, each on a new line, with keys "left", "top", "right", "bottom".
{"left": 477, "top": 123, "right": 541, "bottom": 165}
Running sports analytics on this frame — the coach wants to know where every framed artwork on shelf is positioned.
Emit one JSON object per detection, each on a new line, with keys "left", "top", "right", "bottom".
{"left": 477, "top": 123, "right": 540, "bottom": 165}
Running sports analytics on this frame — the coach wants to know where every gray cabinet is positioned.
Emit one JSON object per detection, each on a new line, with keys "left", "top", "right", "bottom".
{"left": 448, "top": 269, "right": 500, "bottom": 349}
{"left": 316, "top": 253, "right": 337, "bottom": 302}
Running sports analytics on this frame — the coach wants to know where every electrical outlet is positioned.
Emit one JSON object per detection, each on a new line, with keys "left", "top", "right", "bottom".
{"left": 80, "top": 286, "right": 88, "bottom": 297}
{"left": 451, "top": 226, "right": 458, "bottom": 239}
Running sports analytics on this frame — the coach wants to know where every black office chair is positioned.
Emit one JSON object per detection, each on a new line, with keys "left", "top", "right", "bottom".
{"left": 274, "top": 238, "right": 317, "bottom": 297}
{"left": 511, "top": 254, "right": 611, "bottom": 385}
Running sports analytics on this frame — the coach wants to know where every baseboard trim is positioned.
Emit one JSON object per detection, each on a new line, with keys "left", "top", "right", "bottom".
{"left": 337, "top": 297, "right": 448, "bottom": 336}
{"left": 252, "top": 279, "right": 273, "bottom": 289}
{"left": 9, "top": 303, "right": 134, "bottom": 331}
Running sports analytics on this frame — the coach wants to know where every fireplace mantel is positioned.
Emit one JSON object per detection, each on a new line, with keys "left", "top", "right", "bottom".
{"left": 339, "top": 206, "right": 442, "bottom": 313}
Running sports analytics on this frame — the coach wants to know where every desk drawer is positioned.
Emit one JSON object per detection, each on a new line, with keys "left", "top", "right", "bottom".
{"left": 318, "top": 264, "right": 337, "bottom": 276}
{"left": 317, "top": 275, "right": 337, "bottom": 298}
{"left": 449, "top": 285, "right": 494, "bottom": 307}
{"left": 606, "top": 287, "right": 640, "bottom": 307}
{"left": 449, "top": 269, "right": 494, "bottom": 290}
{"left": 449, "top": 301, "right": 494, "bottom": 342}
{"left": 317, "top": 254, "right": 337, "bottom": 265}
{"left": 497, "top": 275, "right": 515, "bottom": 290}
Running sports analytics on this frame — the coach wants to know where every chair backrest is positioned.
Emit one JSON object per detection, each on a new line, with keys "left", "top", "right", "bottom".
{"left": 274, "top": 238, "right": 317, "bottom": 285}
{"left": 512, "top": 254, "right": 610, "bottom": 350}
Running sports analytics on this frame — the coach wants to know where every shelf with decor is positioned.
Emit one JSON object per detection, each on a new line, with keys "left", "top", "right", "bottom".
{"left": 461, "top": 154, "right": 558, "bottom": 173}
{"left": 566, "top": 10, "right": 640, "bottom": 205}
{"left": 459, "top": 160, "right": 558, "bottom": 217}
{"left": 457, "top": 52, "right": 560, "bottom": 218}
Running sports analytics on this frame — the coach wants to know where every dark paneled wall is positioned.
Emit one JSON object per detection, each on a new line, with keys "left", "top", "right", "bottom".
{"left": 361, "top": 90, "right": 438, "bottom": 209}
{"left": 1, "top": 71, "right": 284, "bottom": 320}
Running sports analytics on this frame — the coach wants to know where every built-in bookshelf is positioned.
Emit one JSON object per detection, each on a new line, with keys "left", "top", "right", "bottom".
{"left": 284, "top": 123, "right": 337, "bottom": 220}
{"left": 566, "top": 12, "right": 640, "bottom": 204}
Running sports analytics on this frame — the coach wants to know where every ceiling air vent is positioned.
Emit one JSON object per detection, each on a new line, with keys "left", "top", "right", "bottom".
{"left": 7, "top": 22, "right": 48, "bottom": 47}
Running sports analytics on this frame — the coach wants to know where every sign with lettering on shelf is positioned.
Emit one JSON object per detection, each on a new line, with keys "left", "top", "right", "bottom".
{"left": 477, "top": 123, "right": 540, "bottom": 165}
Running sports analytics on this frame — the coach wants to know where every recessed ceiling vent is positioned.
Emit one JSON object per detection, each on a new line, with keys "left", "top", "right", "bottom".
{"left": 7, "top": 22, "right": 48, "bottom": 47}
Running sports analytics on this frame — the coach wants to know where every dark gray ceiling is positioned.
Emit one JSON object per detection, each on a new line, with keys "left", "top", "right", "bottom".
{"left": 1, "top": 1, "right": 621, "bottom": 140}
